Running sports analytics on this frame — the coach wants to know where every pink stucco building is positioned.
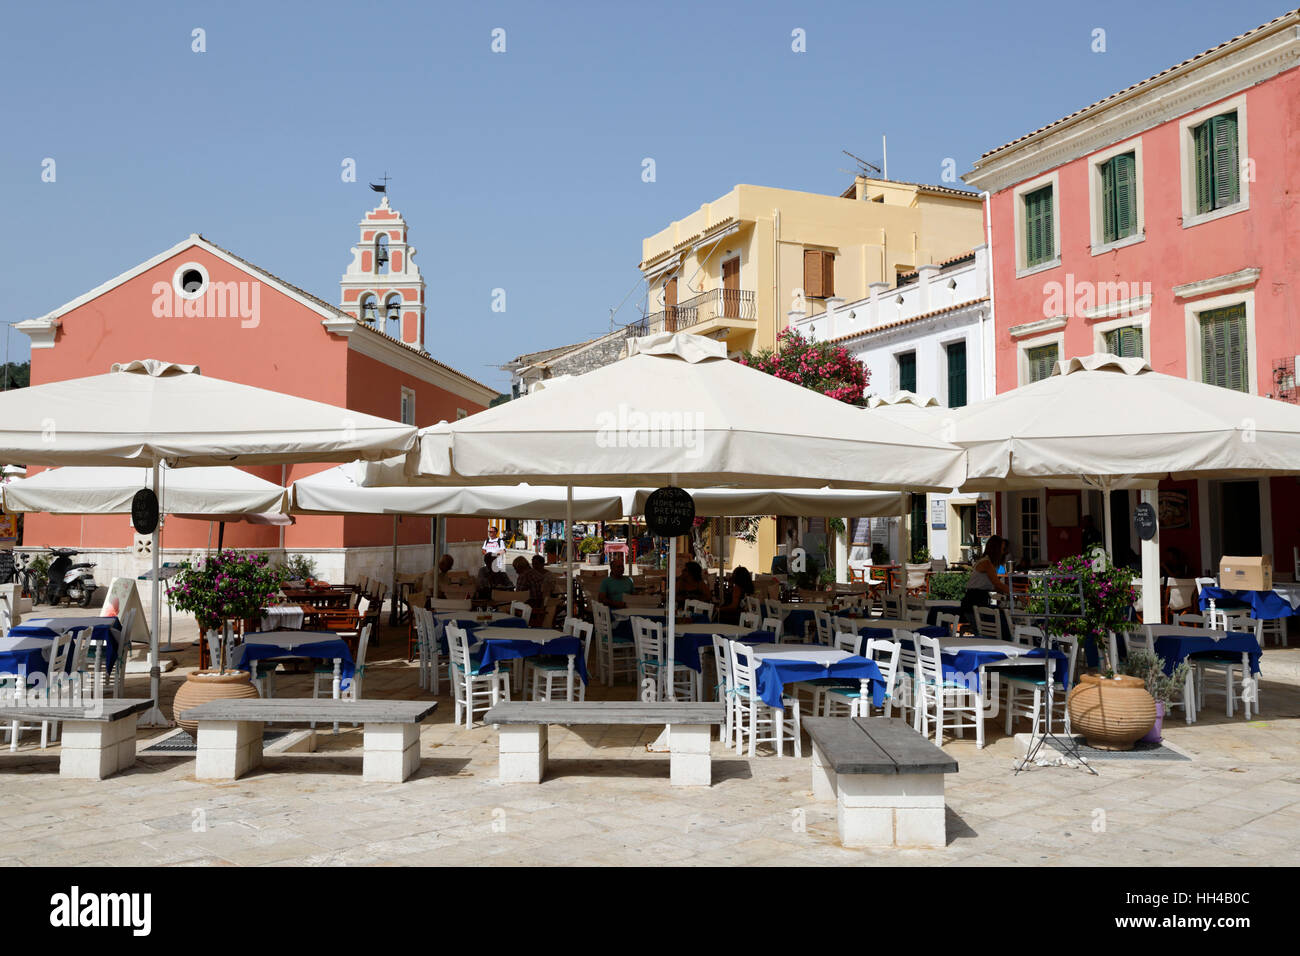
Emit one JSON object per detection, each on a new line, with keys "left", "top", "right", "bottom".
{"left": 964, "top": 10, "right": 1300, "bottom": 575}
{"left": 15, "top": 200, "right": 498, "bottom": 583}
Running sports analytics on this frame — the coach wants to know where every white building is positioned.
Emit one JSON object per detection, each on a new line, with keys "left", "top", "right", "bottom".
{"left": 794, "top": 246, "right": 996, "bottom": 566}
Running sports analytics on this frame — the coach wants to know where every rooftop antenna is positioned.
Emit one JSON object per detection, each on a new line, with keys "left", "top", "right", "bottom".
{"left": 842, "top": 149, "right": 881, "bottom": 177}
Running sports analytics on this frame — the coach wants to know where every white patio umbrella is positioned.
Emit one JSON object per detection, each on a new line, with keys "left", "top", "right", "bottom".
{"left": 0, "top": 359, "right": 418, "bottom": 724}
{"left": 409, "top": 332, "right": 968, "bottom": 699}
{"left": 941, "top": 353, "right": 1300, "bottom": 620}
{"left": 629, "top": 486, "right": 907, "bottom": 518}
{"left": 2, "top": 465, "right": 288, "bottom": 516}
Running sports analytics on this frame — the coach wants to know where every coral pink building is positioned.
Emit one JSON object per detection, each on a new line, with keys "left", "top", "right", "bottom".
{"left": 964, "top": 10, "right": 1300, "bottom": 575}
{"left": 16, "top": 199, "right": 498, "bottom": 583}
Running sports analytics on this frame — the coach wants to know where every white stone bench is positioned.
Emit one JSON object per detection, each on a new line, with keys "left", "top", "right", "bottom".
{"left": 804, "top": 716, "right": 958, "bottom": 849}
{"left": 179, "top": 699, "right": 437, "bottom": 783}
{"left": 482, "top": 701, "right": 724, "bottom": 787}
{"left": 0, "top": 698, "right": 154, "bottom": 779}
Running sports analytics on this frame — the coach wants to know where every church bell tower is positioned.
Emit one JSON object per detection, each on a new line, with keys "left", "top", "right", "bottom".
{"left": 339, "top": 194, "right": 427, "bottom": 348}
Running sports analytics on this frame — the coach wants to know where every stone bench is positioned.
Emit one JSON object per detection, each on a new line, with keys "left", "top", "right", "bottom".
{"left": 483, "top": 701, "right": 724, "bottom": 786}
{"left": 804, "top": 716, "right": 958, "bottom": 849}
{"left": 0, "top": 699, "right": 154, "bottom": 779}
{"left": 179, "top": 699, "right": 437, "bottom": 783}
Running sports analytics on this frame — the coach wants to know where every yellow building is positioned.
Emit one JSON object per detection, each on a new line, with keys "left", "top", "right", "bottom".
{"left": 637, "top": 177, "right": 986, "bottom": 356}
{"left": 638, "top": 177, "right": 985, "bottom": 573}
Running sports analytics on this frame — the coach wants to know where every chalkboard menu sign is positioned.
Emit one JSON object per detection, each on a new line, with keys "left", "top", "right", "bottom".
{"left": 644, "top": 486, "right": 695, "bottom": 537}
{"left": 1133, "top": 502, "right": 1158, "bottom": 541}
{"left": 976, "top": 499, "right": 992, "bottom": 538}
{"left": 132, "top": 488, "right": 160, "bottom": 535}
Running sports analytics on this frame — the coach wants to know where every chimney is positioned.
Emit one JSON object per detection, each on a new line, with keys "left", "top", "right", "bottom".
{"left": 854, "top": 175, "right": 867, "bottom": 201}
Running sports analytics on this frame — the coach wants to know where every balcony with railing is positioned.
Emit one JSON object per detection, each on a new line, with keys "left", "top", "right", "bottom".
{"left": 626, "top": 288, "right": 756, "bottom": 337}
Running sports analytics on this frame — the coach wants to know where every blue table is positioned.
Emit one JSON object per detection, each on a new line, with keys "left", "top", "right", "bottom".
{"left": 2, "top": 616, "right": 122, "bottom": 683}
{"left": 437, "top": 613, "right": 527, "bottom": 652}
{"left": 233, "top": 630, "right": 355, "bottom": 693}
{"left": 670, "top": 625, "right": 774, "bottom": 672}
{"left": 1199, "top": 586, "right": 1295, "bottom": 621}
{"left": 472, "top": 626, "right": 589, "bottom": 688}
{"left": 1146, "top": 626, "right": 1261, "bottom": 676}
{"left": 745, "top": 644, "right": 886, "bottom": 710}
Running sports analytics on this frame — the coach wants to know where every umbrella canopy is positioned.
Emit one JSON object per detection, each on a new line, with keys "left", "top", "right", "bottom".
{"left": 629, "top": 486, "right": 907, "bottom": 518}
{"left": 412, "top": 333, "right": 967, "bottom": 490}
{"left": 2, "top": 465, "right": 288, "bottom": 516}
{"left": 949, "top": 354, "right": 1300, "bottom": 489}
{"left": 0, "top": 359, "right": 417, "bottom": 467}
{"left": 291, "top": 465, "right": 636, "bottom": 520}
{"left": 0, "top": 359, "right": 417, "bottom": 726}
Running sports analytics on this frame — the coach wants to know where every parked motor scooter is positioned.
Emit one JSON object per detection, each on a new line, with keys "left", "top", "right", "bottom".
{"left": 44, "top": 547, "right": 99, "bottom": 608}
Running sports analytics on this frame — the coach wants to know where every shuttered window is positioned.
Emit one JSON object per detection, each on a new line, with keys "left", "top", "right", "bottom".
{"left": 1199, "top": 304, "right": 1248, "bottom": 392}
{"left": 947, "top": 341, "right": 967, "bottom": 408}
{"left": 1103, "top": 325, "right": 1144, "bottom": 359}
{"left": 803, "top": 249, "right": 834, "bottom": 298}
{"left": 1193, "top": 112, "right": 1240, "bottom": 215}
{"left": 1100, "top": 152, "right": 1137, "bottom": 243}
{"left": 897, "top": 352, "right": 916, "bottom": 393}
{"left": 1023, "top": 185, "right": 1055, "bottom": 267}
{"left": 1025, "top": 343, "right": 1058, "bottom": 383}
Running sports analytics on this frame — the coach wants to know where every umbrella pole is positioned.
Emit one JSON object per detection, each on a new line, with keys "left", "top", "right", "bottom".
{"left": 1102, "top": 489, "right": 1114, "bottom": 558}
{"left": 565, "top": 486, "right": 573, "bottom": 628}
{"left": 1139, "top": 488, "right": 1160, "bottom": 625}
{"left": 217, "top": 521, "right": 225, "bottom": 551}
{"left": 389, "top": 515, "right": 399, "bottom": 626}
{"left": 140, "top": 459, "right": 168, "bottom": 727}
{"left": 665, "top": 543, "right": 676, "bottom": 702}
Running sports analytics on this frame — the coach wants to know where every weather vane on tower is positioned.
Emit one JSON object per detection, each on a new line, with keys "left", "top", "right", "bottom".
{"left": 369, "top": 171, "right": 392, "bottom": 194}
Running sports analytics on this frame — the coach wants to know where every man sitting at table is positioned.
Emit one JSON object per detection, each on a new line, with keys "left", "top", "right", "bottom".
{"left": 476, "top": 552, "right": 512, "bottom": 598}
{"left": 598, "top": 555, "right": 636, "bottom": 609}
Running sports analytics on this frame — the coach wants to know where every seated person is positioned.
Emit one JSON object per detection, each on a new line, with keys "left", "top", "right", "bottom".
{"left": 676, "top": 560, "right": 713, "bottom": 605}
{"left": 430, "top": 553, "right": 455, "bottom": 599}
{"left": 476, "top": 552, "right": 512, "bottom": 598}
{"left": 529, "top": 555, "right": 555, "bottom": 601}
{"left": 598, "top": 556, "right": 636, "bottom": 609}
{"left": 717, "top": 566, "right": 754, "bottom": 626}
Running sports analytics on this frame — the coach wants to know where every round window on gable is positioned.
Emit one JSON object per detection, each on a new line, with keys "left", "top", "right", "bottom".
{"left": 173, "top": 262, "right": 210, "bottom": 300}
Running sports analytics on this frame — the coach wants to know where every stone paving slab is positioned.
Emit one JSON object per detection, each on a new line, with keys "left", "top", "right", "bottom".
{"left": 1, "top": 609, "right": 1297, "bottom": 866}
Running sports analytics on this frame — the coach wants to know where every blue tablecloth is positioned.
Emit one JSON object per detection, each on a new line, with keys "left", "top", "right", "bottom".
{"left": 1154, "top": 630, "right": 1261, "bottom": 676}
{"left": 752, "top": 654, "right": 885, "bottom": 710}
{"left": 476, "top": 635, "right": 589, "bottom": 684}
{"left": 232, "top": 631, "right": 356, "bottom": 691}
{"left": 782, "top": 609, "right": 818, "bottom": 641}
{"left": 2, "top": 617, "right": 122, "bottom": 680}
{"left": 1199, "top": 586, "right": 1294, "bottom": 620}
{"left": 611, "top": 611, "right": 707, "bottom": 643}
{"left": 672, "top": 629, "right": 774, "bottom": 672}
{"left": 896, "top": 636, "right": 1067, "bottom": 692}
{"left": 859, "top": 623, "right": 949, "bottom": 642}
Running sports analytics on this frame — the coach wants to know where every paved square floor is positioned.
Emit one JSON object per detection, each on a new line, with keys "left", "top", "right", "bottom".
{"left": 2, "top": 609, "right": 1296, "bottom": 866}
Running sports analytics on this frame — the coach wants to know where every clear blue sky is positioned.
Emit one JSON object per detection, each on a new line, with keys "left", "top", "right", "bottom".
{"left": 1, "top": 0, "right": 1289, "bottom": 391}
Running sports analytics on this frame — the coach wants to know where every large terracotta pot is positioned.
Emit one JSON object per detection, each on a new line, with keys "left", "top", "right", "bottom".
{"left": 1066, "top": 673, "right": 1156, "bottom": 751}
{"left": 173, "top": 670, "right": 260, "bottom": 735}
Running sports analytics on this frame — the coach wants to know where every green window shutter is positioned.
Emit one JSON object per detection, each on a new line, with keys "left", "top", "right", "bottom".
{"left": 1210, "top": 112, "right": 1239, "bottom": 209}
{"left": 1024, "top": 185, "right": 1054, "bottom": 267}
{"left": 1194, "top": 121, "right": 1213, "bottom": 215}
{"left": 1113, "top": 153, "right": 1135, "bottom": 238}
{"left": 1200, "top": 304, "right": 1247, "bottom": 391}
{"left": 898, "top": 352, "right": 916, "bottom": 393}
{"left": 1026, "top": 344, "right": 1058, "bottom": 383}
{"left": 1104, "top": 325, "right": 1143, "bottom": 358}
{"left": 1101, "top": 159, "right": 1117, "bottom": 244}
{"left": 947, "top": 341, "right": 967, "bottom": 408}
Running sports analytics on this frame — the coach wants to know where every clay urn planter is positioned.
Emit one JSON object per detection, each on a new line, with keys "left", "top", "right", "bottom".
{"left": 1066, "top": 673, "right": 1157, "bottom": 751}
{"left": 173, "top": 670, "right": 260, "bottom": 735}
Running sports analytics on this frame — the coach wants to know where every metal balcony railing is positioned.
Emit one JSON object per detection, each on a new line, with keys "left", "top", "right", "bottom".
{"left": 626, "top": 289, "right": 755, "bottom": 336}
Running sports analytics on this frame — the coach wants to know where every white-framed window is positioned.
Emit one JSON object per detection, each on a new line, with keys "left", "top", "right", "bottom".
{"left": 1017, "top": 331, "right": 1064, "bottom": 386}
{"left": 1019, "top": 495, "right": 1042, "bottom": 564}
{"left": 1012, "top": 170, "right": 1061, "bottom": 278}
{"left": 1093, "top": 314, "right": 1150, "bottom": 360}
{"left": 1184, "top": 291, "right": 1256, "bottom": 393}
{"left": 456, "top": 408, "right": 468, "bottom": 420}
{"left": 172, "top": 262, "right": 210, "bottom": 301}
{"left": 400, "top": 387, "right": 416, "bottom": 425}
{"left": 1088, "top": 138, "right": 1145, "bottom": 255}
{"left": 895, "top": 351, "right": 917, "bottom": 393}
{"left": 1179, "top": 93, "right": 1249, "bottom": 230}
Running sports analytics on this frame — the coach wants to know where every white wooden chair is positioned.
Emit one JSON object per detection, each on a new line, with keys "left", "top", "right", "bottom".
{"left": 914, "top": 633, "right": 981, "bottom": 746}
{"left": 903, "top": 594, "right": 927, "bottom": 624}
{"left": 973, "top": 606, "right": 1002, "bottom": 639}
{"left": 806, "top": 630, "right": 865, "bottom": 717}
{"left": 728, "top": 641, "right": 800, "bottom": 757}
{"left": 445, "top": 623, "right": 510, "bottom": 728}
{"left": 594, "top": 602, "right": 636, "bottom": 687}
{"left": 509, "top": 601, "right": 532, "bottom": 621}
{"left": 1191, "top": 615, "right": 1259, "bottom": 719}
{"left": 882, "top": 592, "right": 903, "bottom": 619}
{"left": 822, "top": 637, "right": 902, "bottom": 718}
{"left": 1141, "top": 625, "right": 1196, "bottom": 723}
{"left": 737, "top": 611, "right": 761, "bottom": 631}
{"left": 935, "top": 612, "right": 961, "bottom": 636}
{"left": 632, "top": 617, "right": 698, "bottom": 701}
{"left": 761, "top": 616, "right": 785, "bottom": 642}
{"left": 312, "top": 623, "right": 372, "bottom": 733}
{"left": 526, "top": 618, "right": 593, "bottom": 702}
{"left": 1003, "top": 633, "right": 1076, "bottom": 736}
{"left": 891, "top": 628, "right": 919, "bottom": 726}
{"left": 683, "top": 600, "right": 715, "bottom": 621}
{"left": 711, "top": 634, "right": 735, "bottom": 747}
{"left": 412, "top": 606, "right": 439, "bottom": 693}
{"left": 741, "top": 595, "right": 760, "bottom": 617}
{"left": 812, "top": 609, "right": 833, "bottom": 645}
{"left": 6, "top": 632, "right": 74, "bottom": 751}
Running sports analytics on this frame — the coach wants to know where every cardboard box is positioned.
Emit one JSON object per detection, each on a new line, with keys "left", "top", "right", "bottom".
{"left": 1219, "top": 555, "right": 1272, "bottom": 592}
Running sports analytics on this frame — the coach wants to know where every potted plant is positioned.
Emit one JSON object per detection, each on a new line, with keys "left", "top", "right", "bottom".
{"left": 1121, "top": 650, "right": 1191, "bottom": 744}
{"left": 166, "top": 550, "right": 285, "bottom": 733}
{"left": 927, "top": 570, "right": 969, "bottom": 601}
{"left": 274, "top": 552, "right": 317, "bottom": 586}
{"left": 1037, "top": 553, "right": 1156, "bottom": 750}
{"left": 578, "top": 535, "right": 604, "bottom": 566}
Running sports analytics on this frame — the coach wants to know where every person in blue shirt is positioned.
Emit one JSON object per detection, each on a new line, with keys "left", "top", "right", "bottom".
{"left": 960, "top": 535, "right": 1009, "bottom": 630}
{"left": 598, "top": 556, "right": 636, "bottom": 608}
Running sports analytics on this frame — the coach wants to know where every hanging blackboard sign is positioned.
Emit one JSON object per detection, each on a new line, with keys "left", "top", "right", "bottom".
{"left": 1133, "top": 502, "right": 1158, "bottom": 541}
{"left": 132, "top": 488, "right": 160, "bottom": 535}
{"left": 644, "top": 487, "right": 695, "bottom": 537}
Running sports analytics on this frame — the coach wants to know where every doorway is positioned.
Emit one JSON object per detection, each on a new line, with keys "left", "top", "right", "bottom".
{"left": 1219, "top": 480, "right": 1261, "bottom": 557}
{"left": 721, "top": 257, "right": 740, "bottom": 319}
